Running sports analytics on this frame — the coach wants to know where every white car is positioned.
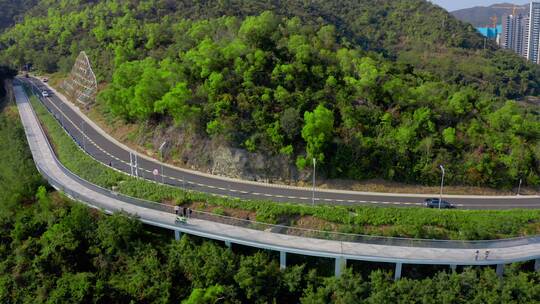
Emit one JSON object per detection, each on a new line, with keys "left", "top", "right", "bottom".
{"left": 42, "top": 91, "right": 49, "bottom": 97}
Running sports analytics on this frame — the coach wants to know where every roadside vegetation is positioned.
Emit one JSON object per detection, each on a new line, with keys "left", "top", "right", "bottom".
{"left": 26, "top": 86, "right": 540, "bottom": 241}
{"left": 2, "top": 0, "right": 539, "bottom": 190}
{"left": 2, "top": 90, "right": 540, "bottom": 303}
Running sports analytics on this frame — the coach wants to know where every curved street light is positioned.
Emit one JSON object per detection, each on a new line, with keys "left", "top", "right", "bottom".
{"left": 159, "top": 141, "right": 167, "bottom": 185}
{"left": 439, "top": 165, "right": 445, "bottom": 210}
{"left": 312, "top": 158, "right": 316, "bottom": 206}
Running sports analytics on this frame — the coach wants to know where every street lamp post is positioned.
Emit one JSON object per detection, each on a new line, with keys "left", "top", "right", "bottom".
{"left": 517, "top": 178, "right": 522, "bottom": 196}
{"left": 58, "top": 104, "right": 64, "bottom": 129}
{"left": 439, "top": 165, "right": 445, "bottom": 210}
{"left": 312, "top": 158, "right": 316, "bottom": 206}
{"left": 129, "top": 152, "right": 133, "bottom": 176}
{"left": 159, "top": 141, "right": 167, "bottom": 185}
{"left": 81, "top": 121, "right": 86, "bottom": 151}
{"left": 133, "top": 153, "right": 137, "bottom": 178}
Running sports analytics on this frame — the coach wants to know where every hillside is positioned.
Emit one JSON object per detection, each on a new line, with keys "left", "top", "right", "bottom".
{"left": 0, "top": 0, "right": 38, "bottom": 32}
{"left": 0, "top": 0, "right": 539, "bottom": 189}
{"left": 452, "top": 3, "right": 528, "bottom": 27}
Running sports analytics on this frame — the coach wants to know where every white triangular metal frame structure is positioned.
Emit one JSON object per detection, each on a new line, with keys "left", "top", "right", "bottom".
{"left": 62, "top": 51, "right": 97, "bottom": 106}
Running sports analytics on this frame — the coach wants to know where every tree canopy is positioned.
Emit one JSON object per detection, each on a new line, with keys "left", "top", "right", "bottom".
{"left": 0, "top": 0, "right": 539, "bottom": 189}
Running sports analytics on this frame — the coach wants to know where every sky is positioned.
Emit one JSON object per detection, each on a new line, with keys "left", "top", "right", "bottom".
{"left": 430, "top": 0, "right": 530, "bottom": 11}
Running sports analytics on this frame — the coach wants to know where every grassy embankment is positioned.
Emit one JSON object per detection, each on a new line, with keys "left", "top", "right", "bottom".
{"left": 24, "top": 86, "right": 540, "bottom": 241}
{"left": 0, "top": 88, "right": 43, "bottom": 214}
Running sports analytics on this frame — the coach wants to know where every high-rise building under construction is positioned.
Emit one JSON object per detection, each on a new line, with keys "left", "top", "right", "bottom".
{"left": 500, "top": 13, "right": 528, "bottom": 56}
{"left": 499, "top": 1, "right": 540, "bottom": 64}
{"left": 526, "top": 1, "right": 540, "bottom": 63}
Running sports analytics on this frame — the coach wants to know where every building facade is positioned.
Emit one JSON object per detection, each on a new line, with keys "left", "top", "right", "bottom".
{"left": 477, "top": 25, "right": 502, "bottom": 40}
{"left": 501, "top": 14, "right": 527, "bottom": 56}
{"left": 526, "top": 1, "right": 540, "bottom": 63}
{"left": 497, "top": 1, "right": 540, "bottom": 64}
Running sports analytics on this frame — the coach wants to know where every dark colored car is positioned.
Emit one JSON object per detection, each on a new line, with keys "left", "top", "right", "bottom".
{"left": 424, "top": 198, "right": 455, "bottom": 209}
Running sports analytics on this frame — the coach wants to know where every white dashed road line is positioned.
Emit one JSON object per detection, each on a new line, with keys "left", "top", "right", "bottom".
{"left": 31, "top": 83, "right": 429, "bottom": 208}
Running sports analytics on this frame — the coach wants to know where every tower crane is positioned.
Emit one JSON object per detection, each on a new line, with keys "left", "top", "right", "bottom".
{"left": 488, "top": 5, "right": 527, "bottom": 28}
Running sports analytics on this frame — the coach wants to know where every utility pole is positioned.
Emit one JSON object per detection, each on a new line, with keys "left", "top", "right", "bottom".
{"left": 312, "top": 158, "right": 316, "bottom": 206}
{"left": 439, "top": 165, "right": 445, "bottom": 210}
{"left": 517, "top": 178, "right": 522, "bottom": 196}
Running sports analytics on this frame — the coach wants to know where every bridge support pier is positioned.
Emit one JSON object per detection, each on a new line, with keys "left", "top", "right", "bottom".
{"left": 225, "top": 241, "right": 232, "bottom": 248}
{"left": 394, "top": 262, "right": 403, "bottom": 280}
{"left": 534, "top": 259, "right": 540, "bottom": 272}
{"left": 174, "top": 230, "right": 181, "bottom": 241}
{"left": 335, "top": 257, "right": 346, "bottom": 277}
{"left": 280, "top": 251, "right": 287, "bottom": 270}
{"left": 496, "top": 264, "right": 504, "bottom": 278}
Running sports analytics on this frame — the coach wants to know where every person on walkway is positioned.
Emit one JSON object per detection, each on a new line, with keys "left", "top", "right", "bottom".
{"left": 188, "top": 208, "right": 192, "bottom": 218}
{"left": 475, "top": 250, "right": 479, "bottom": 261}
{"left": 174, "top": 205, "right": 179, "bottom": 215}
{"left": 485, "top": 250, "right": 490, "bottom": 260}
{"left": 182, "top": 207, "right": 186, "bottom": 217}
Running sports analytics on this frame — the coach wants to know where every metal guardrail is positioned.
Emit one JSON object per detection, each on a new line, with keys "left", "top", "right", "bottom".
{"left": 26, "top": 85, "right": 540, "bottom": 249}
{"left": 23, "top": 82, "right": 540, "bottom": 249}
{"left": 40, "top": 154, "right": 540, "bottom": 249}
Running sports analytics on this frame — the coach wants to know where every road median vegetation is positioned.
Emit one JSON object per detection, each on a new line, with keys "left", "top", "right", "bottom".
{"left": 25, "top": 86, "right": 540, "bottom": 241}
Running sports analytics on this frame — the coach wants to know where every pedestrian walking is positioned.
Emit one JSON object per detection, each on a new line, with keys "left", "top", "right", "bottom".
{"left": 188, "top": 208, "right": 192, "bottom": 218}
{"left": 475, "top": 250, "right": 479, "bottom": 261}
{"left": 485, "top": 250, "right": 490, "bottom": 260}
{"left": 174, "top": 205, "right": 179, "bottom": 215}
{"left": 182, "top": 207, "right": 186, "bottom": 217}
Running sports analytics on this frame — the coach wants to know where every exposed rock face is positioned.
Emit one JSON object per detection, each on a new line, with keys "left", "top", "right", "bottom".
{"left": 210, "top": 145, "right": 295, "bottom": 182}
{"left": 148, "top": 124, "right": 299, "bottom": 183}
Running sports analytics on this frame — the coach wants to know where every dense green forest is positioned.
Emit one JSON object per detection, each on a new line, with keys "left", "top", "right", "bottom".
{"left": 0, "top": 0, "right": 539, "bottom": 188}
{"left": 1, "top": 91, "right": 540, "bottom": 303}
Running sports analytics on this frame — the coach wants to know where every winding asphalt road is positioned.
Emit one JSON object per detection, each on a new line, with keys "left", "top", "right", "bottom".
{"left": 22, "top": 77, "right": 540, "bottom": 209}
{"left": 16, "top": 84, "right": 540, "bottom": 274}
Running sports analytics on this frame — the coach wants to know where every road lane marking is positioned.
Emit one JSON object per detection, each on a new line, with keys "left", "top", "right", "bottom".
{"left": 26, "top": 81, "right": 445, "bottom": 209}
